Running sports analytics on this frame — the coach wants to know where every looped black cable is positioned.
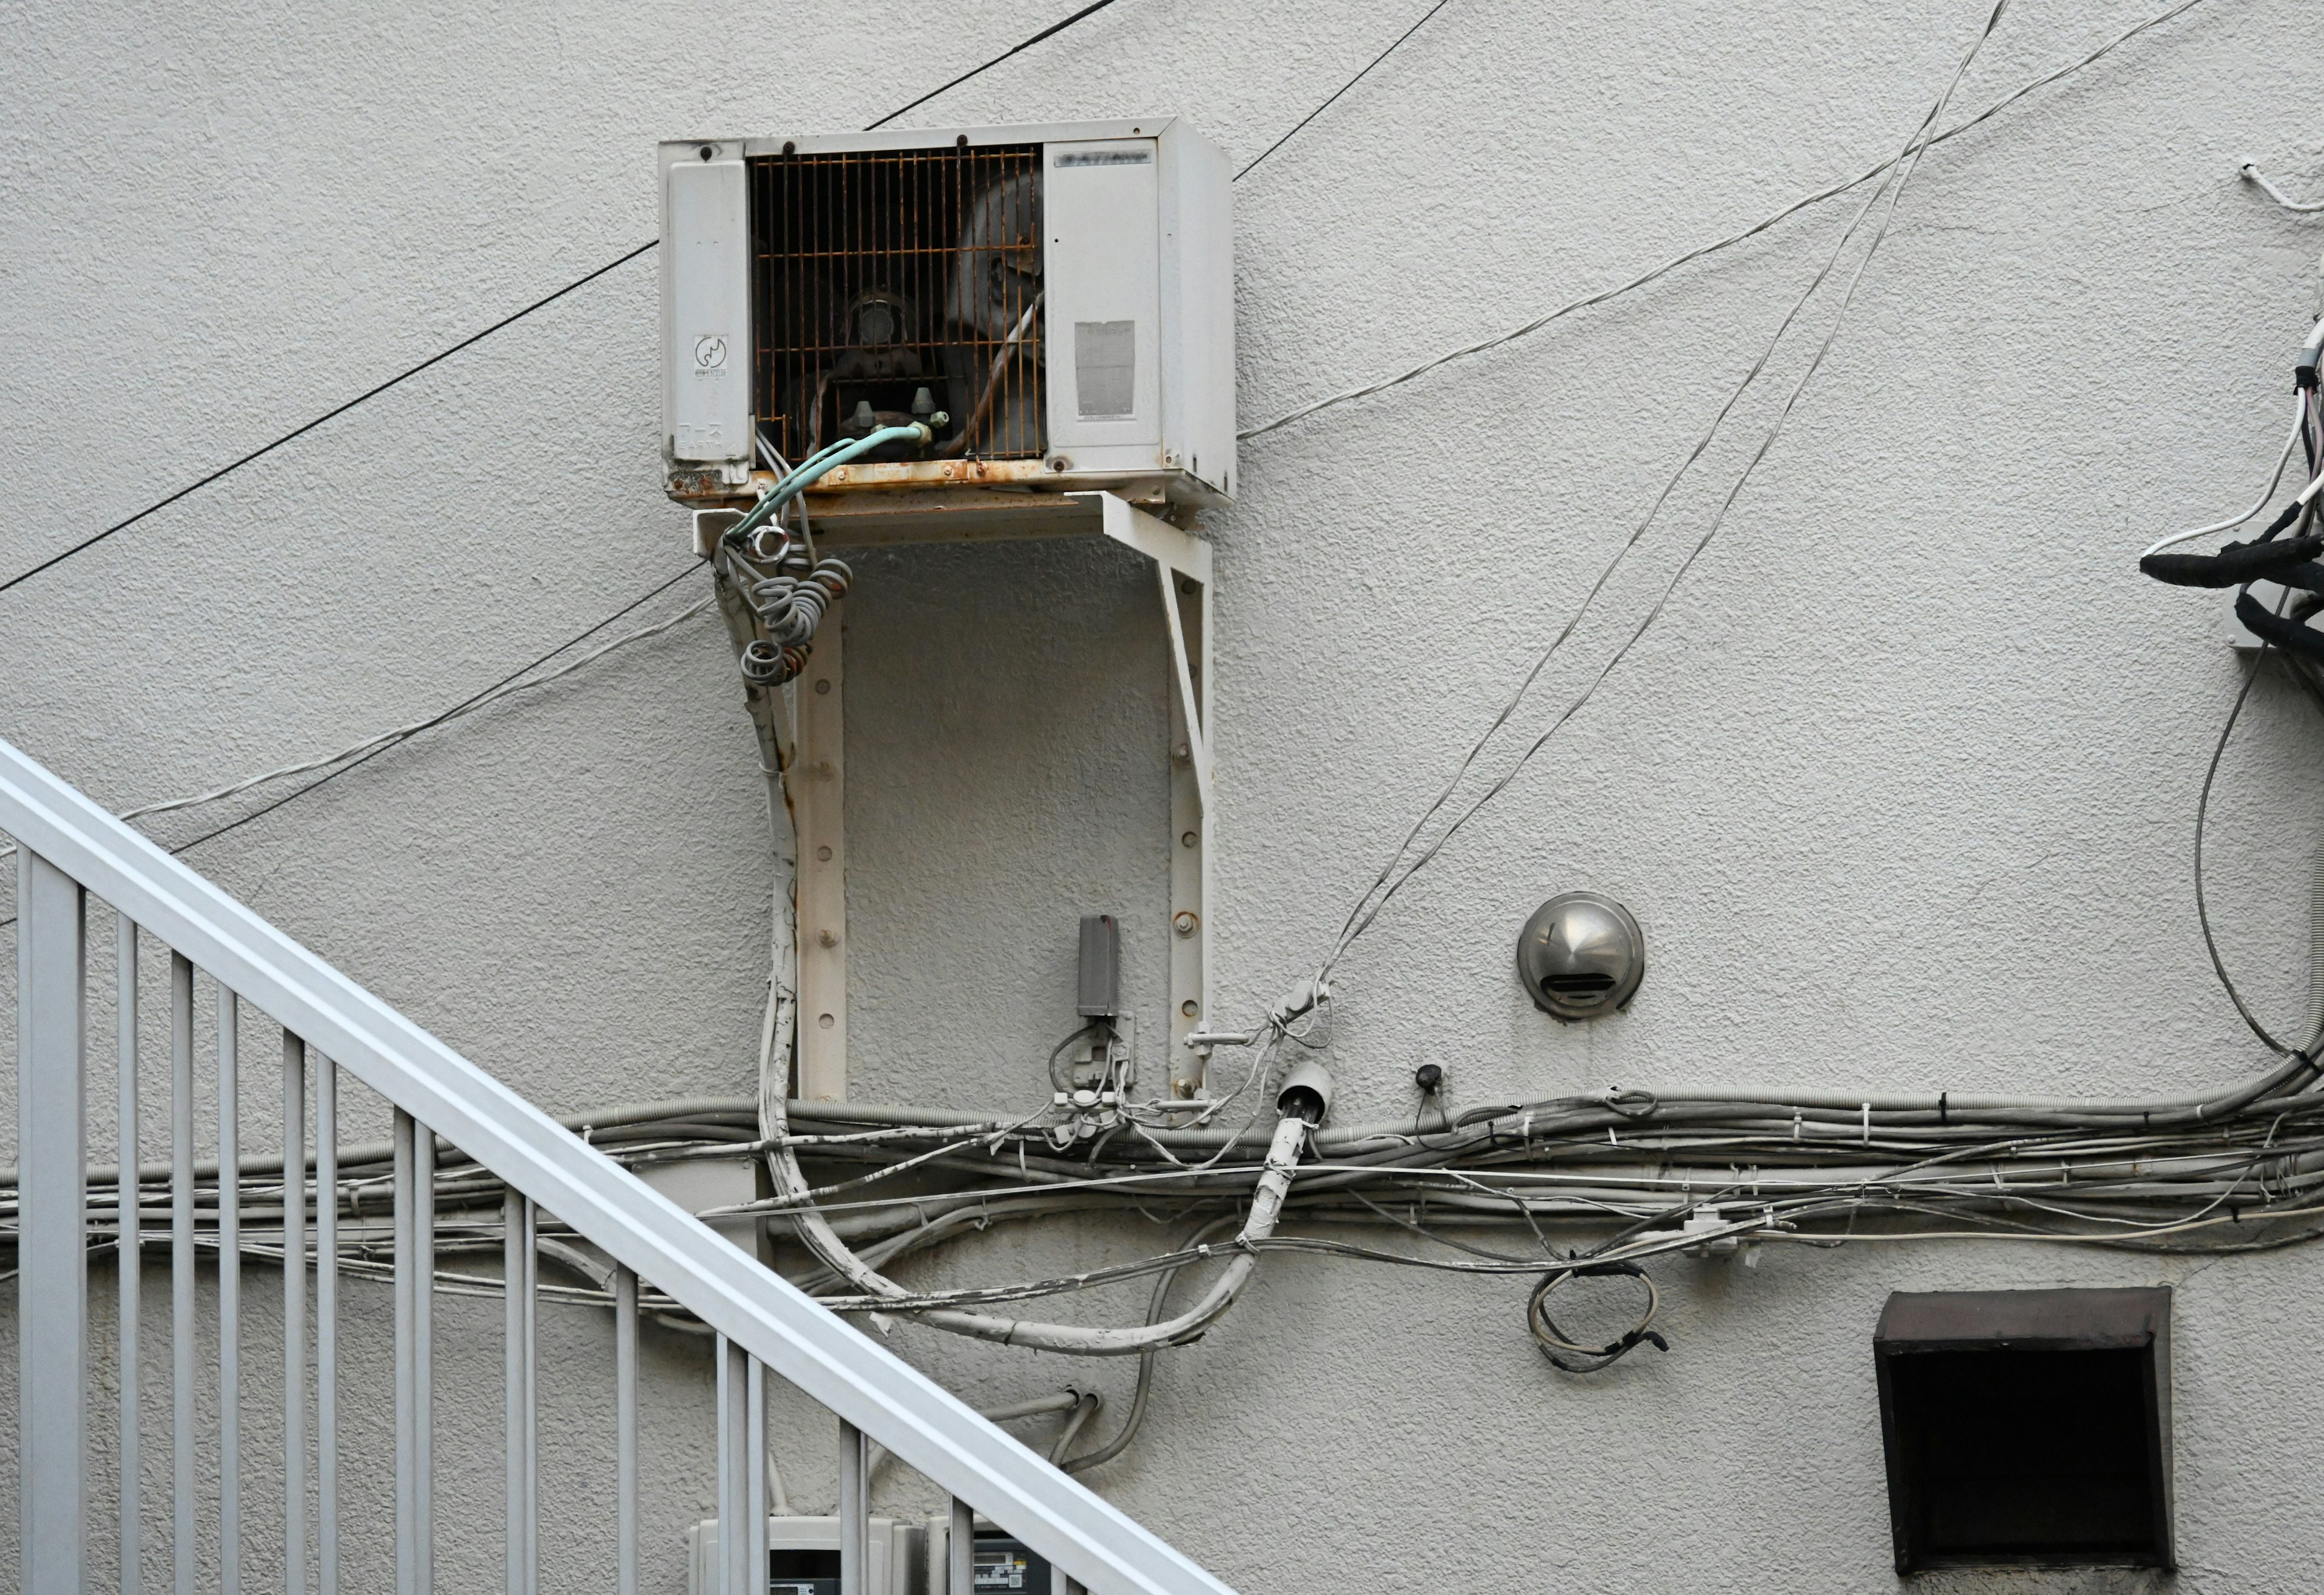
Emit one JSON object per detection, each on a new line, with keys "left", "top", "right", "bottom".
{"left": 1528, "top": 1259, "right": 1668, "bottom": 1374}
{"left": 2234, "top": 591, "right": 2324, "bottom": 661}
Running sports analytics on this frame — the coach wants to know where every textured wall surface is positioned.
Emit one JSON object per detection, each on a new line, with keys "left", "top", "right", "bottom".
{"left": 7, "top": 0, "right": 2324, "bottom": 1590}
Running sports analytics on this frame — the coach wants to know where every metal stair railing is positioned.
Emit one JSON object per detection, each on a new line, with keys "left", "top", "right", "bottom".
{"left": 1, "top": 733, "right": 1237, "bottom": 1595}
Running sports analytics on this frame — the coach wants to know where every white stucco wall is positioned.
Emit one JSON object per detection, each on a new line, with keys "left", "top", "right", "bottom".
{"left": 7, "top": 0, "right": 2324, "bottom": 1590}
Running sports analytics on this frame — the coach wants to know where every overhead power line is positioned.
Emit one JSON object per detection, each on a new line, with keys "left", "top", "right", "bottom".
{"left": 0, "top": 241, "right": 658, "bottom": 599}
{"left": 1236, "top": 0, "right": 2222, "bottom": 441}
{"left": 867, "top": 0, "right": 1128, "bottom": 129}
{"left": 1316, "top": 0, "right": 2017, "bottom": 973}
{"left": 168, "top": 569, "right": 706, "bottom": 860}
{"left": 1236, "top": 0, "right": 1459, "bottom": 180}
{"left": 0, "top": 565, "right": 709, "bottom": 929}
{"left": 0, "top": 1, "right": 1137, "bottom": 601}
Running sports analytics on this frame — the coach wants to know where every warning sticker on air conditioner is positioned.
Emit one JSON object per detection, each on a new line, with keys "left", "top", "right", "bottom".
{"left": 1074, "top": 321, "right": 1136, "bottom": 418}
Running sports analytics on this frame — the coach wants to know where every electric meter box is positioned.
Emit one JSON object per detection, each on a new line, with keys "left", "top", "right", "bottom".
{"left": 660, "top": 119, "right": 1233, "bottom": 512}
{"left": 687, "top": 1515, "right": 925, "bottom": 1595}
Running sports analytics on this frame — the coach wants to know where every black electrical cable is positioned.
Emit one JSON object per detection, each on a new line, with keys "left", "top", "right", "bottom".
{"left": 0, "top": 563, "right": 706, "bottom": 931}
{"left": 0, "top": 243, "right": 660, "bottom": 600}
{"left": 1, "top": 4, "right": 1134, "bottom": 603}
{"left": 165, "top": 564, "right": 704, "bottom": 857}
{"left": 1235, "top": 0, "right": 1459, "bottom": 180}
{"left": 2191, "top": 638, "right": 2309, "bottom": 1056}
{"left": 867, "top": 0, "right": 1128, "bottom": 129}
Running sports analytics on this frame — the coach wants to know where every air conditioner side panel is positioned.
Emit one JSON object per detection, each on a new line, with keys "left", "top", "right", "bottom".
{"left": 1157, "top": 123, "right": 1234, "bottom": 502}
{"left": 1043, "top": 139, "right": 1163, "bottom": 471}
{"left": 662, "top": 144, "right": 752, "bottom": 465}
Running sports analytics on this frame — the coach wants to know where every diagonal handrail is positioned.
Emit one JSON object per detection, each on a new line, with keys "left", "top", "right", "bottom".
{"left": 0, "top": 735, "right": 1236, "bottom": 1595}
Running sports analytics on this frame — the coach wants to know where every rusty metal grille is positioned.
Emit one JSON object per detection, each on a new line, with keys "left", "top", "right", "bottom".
{"left": 749, "top": 144, "right": 1046, "bottom": 466}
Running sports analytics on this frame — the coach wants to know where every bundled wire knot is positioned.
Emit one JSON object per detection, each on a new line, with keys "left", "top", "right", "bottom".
{"left": 751, "top": 558, "right": 853, "bottom": 647}
{"left": 729, "top": 554, "right": 853, "bottom": 686}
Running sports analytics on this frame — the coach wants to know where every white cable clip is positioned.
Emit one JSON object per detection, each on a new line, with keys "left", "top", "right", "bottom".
{"left": 1860, "top": 1102, "right": 1871, "bottom": 1144}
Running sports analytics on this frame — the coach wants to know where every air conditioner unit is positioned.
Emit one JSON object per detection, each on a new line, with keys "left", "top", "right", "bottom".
{"left": 659, "top": 119, "right": 1233, "bottom": 516}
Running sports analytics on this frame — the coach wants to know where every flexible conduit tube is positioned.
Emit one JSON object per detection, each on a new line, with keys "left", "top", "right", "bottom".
{"left": 2309, "top": 843, "right": 2324, "bottom": 1050}
{"left": 726, "top": 421, "right": 944, "bottom": 548}
{"left": 748, "top": 690, "right": 1322, "bottom": 1355}
{"left": 766, "top": 1082, "right": 1319, "bottom": 1355}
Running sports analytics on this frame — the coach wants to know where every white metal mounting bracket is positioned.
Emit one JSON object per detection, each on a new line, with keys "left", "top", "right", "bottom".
{"left": 785, "top": 490, "right": 1216, "bottom": 1101}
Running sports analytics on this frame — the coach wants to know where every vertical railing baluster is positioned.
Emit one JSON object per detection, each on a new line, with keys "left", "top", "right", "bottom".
{"left": 394, "top": 1109, "right": 435, "bottom": 1595}
{"left": 746, "top": 1358, "right": 768, "bottom": 1589}
{"left": 504, "top": 1190, "right": 520, "bottom": 1595}
{"left": 948, "top": 1498, "right": 973, "bottom": 1595}
{"left": 416, "top": 1125, "right": 433, "bottom": 1591}
{"left": 614, "top": 1266, "right": 638, "bottom": 1595}
{"left": 521, "top": 1199, "right": 537, "bottom": 1592}
{"left": 503, "top": 1191, "right": 538, "bottom": 1595}
{"left": 218, "top": 987, "right": 241, "bottom": 1595}
{"left": 118, "top": 915, "right": 142, "bottom": 1595}
{"left": 838, "top": 1419, "right": 867, "bottom": 1595}
{"left": 315, "top": 1056, "right": 339, "bottom": 1595}
{"left": 716, "top": 1335, "right": 744, "bottom": 1595}
{"left": 283, "top": 1034, "right": 307, "bottom": 1595}
{"left": 395, "top": 1111, "right": 415, "bottom": 1594}
{"left": 170, "top": 952, "right": 195, "bottom": 1595}
{"left": 16, "top": 850, "right": 88, "bottom": 1595}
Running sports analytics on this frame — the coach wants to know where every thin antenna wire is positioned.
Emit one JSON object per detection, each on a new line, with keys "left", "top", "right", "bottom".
{"left": 866, "top": 0, "right": 1127, "bottom": 129}
{"left": 1321, "top": 0, "right": 2015, "bottom": 975}
{"left": 0, "top": 242, "right": 658, "bottom": 599}
{"left": 1236, "top": 0, "right": 1460, "bottom": 180}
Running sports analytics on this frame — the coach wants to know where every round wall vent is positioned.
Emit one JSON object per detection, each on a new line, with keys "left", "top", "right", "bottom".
{"left": 1516, "top": 892, "right": 1644, "bottom": 1021}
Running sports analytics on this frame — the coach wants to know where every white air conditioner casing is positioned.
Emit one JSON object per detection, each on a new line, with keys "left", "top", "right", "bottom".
{"left": 659, "top": 119, "right": 1233, "bottom": 512}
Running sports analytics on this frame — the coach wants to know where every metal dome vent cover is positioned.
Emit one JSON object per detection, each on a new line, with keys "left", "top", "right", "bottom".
{"left": 1515, "top": 891, "right": 1644, "bottom": 1020}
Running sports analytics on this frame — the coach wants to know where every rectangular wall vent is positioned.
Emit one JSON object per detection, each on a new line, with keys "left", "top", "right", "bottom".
{"left": 1874, "top": 1287, "right": 2173, "bottom": 1573}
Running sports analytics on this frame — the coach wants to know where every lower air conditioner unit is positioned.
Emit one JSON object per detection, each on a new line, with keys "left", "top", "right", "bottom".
{"left": 659, "top": 119, "right": 1233, "bottom": 515}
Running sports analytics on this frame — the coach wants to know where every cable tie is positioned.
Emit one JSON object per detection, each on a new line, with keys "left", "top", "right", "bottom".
{"left": 1938, "top": 1091, "right": 1948, "bottom": 1126}
{"left": 1792, "top": 1111, "right": 1802, "bottom": 1142}
{"left": 1861, "top": 1102, "right": 1871, "bottom": 1144}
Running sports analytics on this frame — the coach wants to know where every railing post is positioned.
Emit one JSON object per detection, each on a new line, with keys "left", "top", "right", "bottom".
{"left": 838, "top": 1419, "right": 867, "bottom": 1595}
{"left": 614, "top": 1266, "right": 639, "bottom": 1595}
{"left": 395, "top": 1109, "right": 435, "bottom": 1595}
{"left": 717, "top": 1335, "right": 747, "bottom": 1595}
{"left": 504, "top": 1191, "right": 537, "bottom": 1595}
{"left": 316, "top": 1055, "right": 340, "bottom": 1595}
{"left": 218, "top": 987, "right": 241, "bottom": 1595}
{"left": 746, "top": 1358, "right": 769, "bottom": 1588}
{"left": 169, "top": 952, "right": 195, "bottom": 1595}
{"left": 117, "top": 914, "right": 142, "bottom": 1595}
{"left": 284, "top": 1033, "right": 307, "bottom": 1595}
{"left": 949, "top": 1498, "right": 973, "bottom": 1595}
{"left": 17, "top": 848, "right": 87, "bottom": 1595}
